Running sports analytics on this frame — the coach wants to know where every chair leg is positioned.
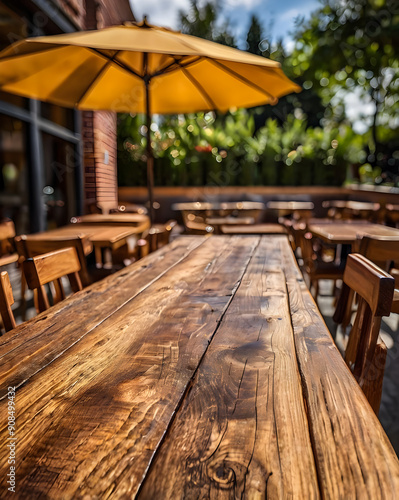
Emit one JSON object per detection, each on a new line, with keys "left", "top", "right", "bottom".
{"left": 20, "top": 268, "right": 27, "bottom": 321}
{"left": 313, "top": 280, "right": 319, "bottom": 303}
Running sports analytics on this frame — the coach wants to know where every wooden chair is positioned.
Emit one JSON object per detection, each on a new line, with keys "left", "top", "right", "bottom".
{"left": 0, "top": 219, "right": 18, "bottom": 267}
{"left": 333, "top": 254, "right": 394, "bottom": 414}
{"left": 0, "top": 271, "right": 16, "bottom": 332}
{"left": 184, "top": 219, "right": 214, "bottom": 235}
{"left": 111, "top": 203, "right": 148, "bottom": 215}
{"left": 23, "top": 247, "right": 83, "bottom": 313}
{"left": 137, "top": 220, "right": 178, "bottom": 258}
{"left": 15, "top": 234, "right": 92, "bottom": 287}
{"left": 299, "top": 229, "right": 345, "bottom": 302}
{"left": 359, "top": 235, "right": 399, "bottom": 271}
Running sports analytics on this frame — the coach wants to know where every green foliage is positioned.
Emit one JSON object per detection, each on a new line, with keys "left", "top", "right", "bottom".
{"left": 117, "top": 111, "right": 360, "bottom": 187}
{"left": 117, "top": 0, "right": 399, "bottom": 188}
{"left": 291, "top": 0, "right": 399, "bottom": 152}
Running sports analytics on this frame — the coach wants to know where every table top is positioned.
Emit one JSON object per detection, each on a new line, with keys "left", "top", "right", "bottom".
{"left": 0, "top": 235, "right": 398, "bottom": 498}
{"left": 71, "top": 213, "right": 150, "bottom": 229}
{"left": 308, "top": 221, "right": 399, "bottom": 244}
{"left": 206, "top": 216, "right": 255, "bottom": 225}
{"left": 220, "top": 223, "right": 288, "bottom": 234}
{"left": 267, "top": 201, "right": 314, "bottom": 210}
{"left": 27, "top": 224, "right": 144, "bottom": 246}
{"left": 172, "top": 201, "right": 265, "bottom": 211}
{"left": 322, "top": 200, "right": 380, "bottom": 211}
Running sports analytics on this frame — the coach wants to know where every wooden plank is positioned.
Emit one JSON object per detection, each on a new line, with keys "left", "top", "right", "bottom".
{"left": 0, "top": 237, "right": 205, "bottom": 390}
{"left": 0, "top": 236, "right": 258, "bottom": 498}
{"left": 138, "top": 236, "right": 319, "bottom": 499}
{"left": 309, "top": 222, "right": 399, "bottom": 245}
{"left": 220, "top": 223, "right": 288, "bottom": 234}
{"left": 279, "top": 237, "right": 399, "bottom": 498}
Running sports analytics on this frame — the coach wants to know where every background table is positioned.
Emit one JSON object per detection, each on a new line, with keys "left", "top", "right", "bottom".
{"left": 71, "top": 213, "right": 150, "bottom": 231}
{"left": 26, "top": 224, "right": 145, "bottom": 268}
{"left": 308, "top": 221, "right": 399, "bottom": 249}
{"left": 0, "top": 235, "right": 398, "bottom": 498}
{"left": 172, "top": 201, "right": 265, "bottom": 231}
{"left": 266, "top": 200, "right": 314, "bottom": 219}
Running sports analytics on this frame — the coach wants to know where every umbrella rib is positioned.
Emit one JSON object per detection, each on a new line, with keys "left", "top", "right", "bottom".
{"left": 177, "top": 63, "right": 217, "bottom": 110}
{"left": 152, "top": 56, "right": 202, "bottom": 78}
{"left": 75, "top": 54, "right": 118, "bottom": 106}
{"left": 88, "top": 48, "right": 143, "bottom": 80}
{"left": 208, "top": 59, "right": 277, "bottom": 102}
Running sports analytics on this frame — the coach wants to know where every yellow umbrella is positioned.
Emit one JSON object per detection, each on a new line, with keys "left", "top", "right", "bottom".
{"left": 0, "top": 19, "right": 300, "bottom": 220}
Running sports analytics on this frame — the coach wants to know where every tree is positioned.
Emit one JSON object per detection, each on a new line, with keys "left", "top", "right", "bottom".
{"left": 246, "top": 15, "right": 263, "bottom": 55}
{"left": 292, "top": 0, "right": 399, "bottom": 160}
{"left": 179, "top": 0, "right": 236, "bottom": 47}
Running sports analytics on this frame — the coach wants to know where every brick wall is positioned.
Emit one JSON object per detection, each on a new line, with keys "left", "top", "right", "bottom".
{"left": 79, "top": 0, "right": 134, "bottom": 211}
{"left": 55, "top": 0, "right": 86, "bottom": 28}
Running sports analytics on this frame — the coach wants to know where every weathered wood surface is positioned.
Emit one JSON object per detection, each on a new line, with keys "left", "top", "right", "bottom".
{"left": 0, "top": 237, "right": 204, "bottom": 390}
{"left": 308, "top": 221, "right": 399, "bottom": 245}
{"left": 220, "top": 223, "right": 288, "bottom": 234}
{"left": 0, "top": 235, "right": 398, "bottom": 499}
{"left": 0, "top": 236, "right": 257, "bottom": 498}
{"left": 139, "top": 236, "right": 319, "bottom": 499}
{"left": 73, "top": 213, "right": 150, "bottom": 228}
{"left": 280, "top": 238, "right": 399, "bottom": 498}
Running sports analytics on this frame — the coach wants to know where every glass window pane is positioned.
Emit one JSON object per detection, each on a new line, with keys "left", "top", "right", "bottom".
{"left": 0, "top": 114, "right": 29, "bottom": 233}
{"left": 42, "top": 132, "right": 79, "bottom": 229}
{"left": 41, "top": 102, "right": 75, "bottom": 130}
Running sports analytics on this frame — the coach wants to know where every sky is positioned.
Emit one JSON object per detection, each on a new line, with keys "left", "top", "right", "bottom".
{"left": 129, "top": 0, "right": 320, "bottom": 51}
{"left": 128, "top": 0, "right": 372, "bottom": 131}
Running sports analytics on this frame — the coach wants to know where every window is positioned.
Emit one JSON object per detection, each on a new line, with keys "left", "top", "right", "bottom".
{"left": 0, "top": 114, "right": 29, "bottom": 233}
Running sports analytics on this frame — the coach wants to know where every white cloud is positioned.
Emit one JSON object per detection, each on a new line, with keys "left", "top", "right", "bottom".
{"left": 129, "top": 0, "right": 189, "bottom": 29}
{"left": 344, "top": 89, "right": 375, "bottom": 134}
{"left": 225, "top": 0, "right": 263, "bottom": 7}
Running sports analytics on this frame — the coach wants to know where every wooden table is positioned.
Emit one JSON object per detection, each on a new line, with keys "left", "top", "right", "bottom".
{"left": 27, "top": 224, "right": 145, "bottom": 268}
{"left": 386, "top": 203, "right": 399, "bottom": 226}
{"left": 72, "top": 213, "right": 150, "bottom": 230}
{"left": 266, "top": 200, "right": 314, "bottom": 219}
{"left": 0, "top": 235, "right": 398, "bottom": 498}
{"left": 172, "top": 201, "right": 265, "bottom": 230}
{"left": 172, "top": 201, "right": 265, "bottom": 213}
{"left": 220, "top": 223, "right": 287, "bottom": 234}
{"left": 308, "top": 221, "right": 399, "bottom": 249}
{"left": 322, "top": 200, "right": 381, "bottom": 220}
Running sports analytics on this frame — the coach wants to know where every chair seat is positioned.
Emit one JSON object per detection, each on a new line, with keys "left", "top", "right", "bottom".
{"left": 313, "top": 259, "right": 345, "bottom": 278}
{"left": 391, "top": 289, "right": 399, "bottom": 314}
{"left": 0, "top": 253, "right": 19, "bottom": 267}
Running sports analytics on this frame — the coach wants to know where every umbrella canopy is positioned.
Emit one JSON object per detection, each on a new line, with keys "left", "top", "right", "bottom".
{"left": 0, "top": 20, "right": 301, "bottom": 220}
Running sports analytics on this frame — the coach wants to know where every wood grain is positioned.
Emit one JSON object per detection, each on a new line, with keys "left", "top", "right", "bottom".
{"left": 0, "top": 237, "right": 205, "bottom": 391}
{"left": 308, "top": 222, "right": 399, "bottom": 246}
{"left": 138, "top": 236, "right": 319, "bottom": 499}
{"left": 0, "top": 235, "right": 398, "bottom": 499}
{"left": 0, "top": 236, "right": 257, "bottom": 498}
{"left": 0, "top": 271, "right": 16, "bottom": 332}
{"left": 280, "top": 237, "right": 399, "bottom": 498}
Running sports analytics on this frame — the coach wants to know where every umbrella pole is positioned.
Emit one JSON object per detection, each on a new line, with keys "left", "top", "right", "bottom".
{"left": 145, "top": 78, "right": 155, "bottom": 225}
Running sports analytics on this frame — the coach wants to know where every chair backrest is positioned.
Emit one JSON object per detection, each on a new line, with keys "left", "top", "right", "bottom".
{"left": 138, "top": 220, "right": 178, "bottom": 258}
{"left": 15, "top": 235, "right": 92, "bottom": 287}
{"left": 333, "top": 253, "right": 394, "bottom": 413}
{"left": 0, "top": 219, "right": 16, "bottom": 254}
{"left": 23, "top": 247, "right": 83, "bottom": 313}
{"left": 359, "top": 235, "right": 399, "bottom": 271}
{"left": 0, "top": 271, "right": 16, "bottom": 332}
